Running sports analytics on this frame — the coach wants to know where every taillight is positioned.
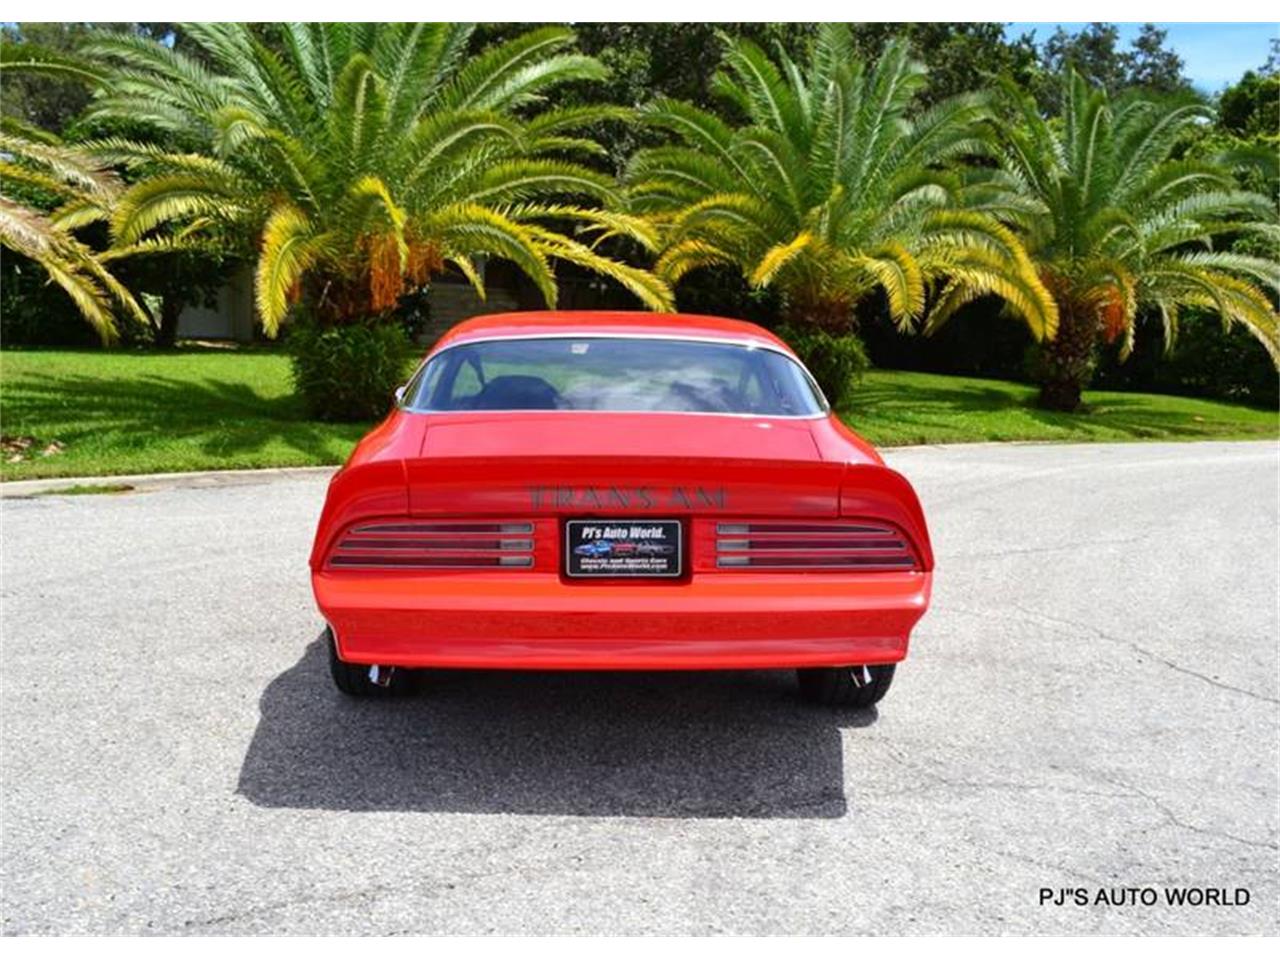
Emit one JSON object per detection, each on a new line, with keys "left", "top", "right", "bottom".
{"left": 327, "top": 520, "right": 535, "bottom": 569}
{"left": 714, "top": 521, "right": 918, "bottom": 571}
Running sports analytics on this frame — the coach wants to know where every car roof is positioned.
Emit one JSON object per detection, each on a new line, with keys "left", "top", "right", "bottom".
{"left": 433, "top": 311, "right": 794, "bottom": 354}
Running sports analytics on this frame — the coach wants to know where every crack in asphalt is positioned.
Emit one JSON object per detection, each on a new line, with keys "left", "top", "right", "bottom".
{"left": 872, "top": 745, "right": 1279, "bottom": 854}
{"left": 984, "top": 846, "right": 1110, "bottom": 886}
{"left": 184, "top": 882, "right": 391, "bottom": 931}
{"left": 948, "top": 533, "right": 1153, "bottom": 560}
{"left": 869, "top": 744, "right": 1143, "bottom": 802}
{"left": 946, "top": 603, "right": 1278, "bottom": 706}
{"left": 1008, "top": 604, "right": 1280, "bottom": 706}
{"left": 1089, "top": 771, "right": 1280, "bottom": 853}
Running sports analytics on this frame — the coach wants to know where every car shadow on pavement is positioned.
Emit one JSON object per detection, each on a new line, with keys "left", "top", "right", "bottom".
{"left": 236, "top": 635, "right": 877, "bottom": 818}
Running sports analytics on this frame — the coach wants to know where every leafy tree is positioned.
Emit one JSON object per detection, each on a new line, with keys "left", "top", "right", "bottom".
{"left": 847, "top": 23, "right": 1038, "bottom": 104}
{"left": 1042, "top": 22, "right": 1128, "bottom": 93}
{"left": 1218, "top": 62, "right": 1280, "bottom": 140}
{"left": 1196, "top": 48, "right": 1279, "bottom": 216}
{"left": 36, "top": 22, "right": 681, "bottom": 416}
{"left": 473, "top": 23, "right": 816, "bottom": 173}
{"left": 0, "top": 123, "right": 147, "bottom": 342}
{"left": 67, "top": 22, "right": 672, "bottom": 340}
{"left": 1123, "top": 24, "right": 1192, "bottom": 95}
{"left": 628, "top": 25, "right": 1056, "bottom": 341}
{"left": 966, "top": 71, "right": 1279, "bottom": 411}
{"left": 1035, "top": 22, "right": 1190, "bottom": 109}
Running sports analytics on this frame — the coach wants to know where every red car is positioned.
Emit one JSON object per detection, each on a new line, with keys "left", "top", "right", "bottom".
{"left": 310, "top": 312, "right": 933, "bottom": 707}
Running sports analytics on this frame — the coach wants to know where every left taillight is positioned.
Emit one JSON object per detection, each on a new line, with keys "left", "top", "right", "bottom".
{"left": 326, "top": 520, "right": 535, "bottom": 569}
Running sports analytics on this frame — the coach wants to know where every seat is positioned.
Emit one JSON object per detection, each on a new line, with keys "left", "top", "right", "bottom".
{"left": 470, "top": 375, "right": 561, "bottom": 410}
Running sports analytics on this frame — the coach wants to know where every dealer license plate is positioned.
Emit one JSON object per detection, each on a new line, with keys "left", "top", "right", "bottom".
{"left": 564, "top": 519, "right": 683, "bottom": 578}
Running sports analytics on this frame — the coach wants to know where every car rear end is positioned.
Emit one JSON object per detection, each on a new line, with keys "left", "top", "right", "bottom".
{"left": 311, "top": 419, "right": 932, "bottom": 672}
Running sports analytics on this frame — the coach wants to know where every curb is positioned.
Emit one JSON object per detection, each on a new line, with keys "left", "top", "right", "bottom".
{"left": 0, "top": 465, "right": 338, "bottom": 498}
{"left": 0, "top": 441, "right": 1075, "bottom": 497}
{"left": 3, "top": 438, "right": 1273, "bottom": 499}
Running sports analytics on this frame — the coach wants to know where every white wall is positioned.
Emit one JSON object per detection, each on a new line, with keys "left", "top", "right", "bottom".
{"left": 175, "top": 269, "right": 257, "bottom": 341}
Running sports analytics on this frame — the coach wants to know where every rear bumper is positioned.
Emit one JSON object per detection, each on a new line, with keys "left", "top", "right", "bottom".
{"left": 314, "top": 571, "right": 932, "bottom": 670}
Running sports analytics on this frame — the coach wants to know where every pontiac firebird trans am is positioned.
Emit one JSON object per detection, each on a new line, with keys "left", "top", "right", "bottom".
{"left": 310, "top": 312, "right": 934, "bottom": 707}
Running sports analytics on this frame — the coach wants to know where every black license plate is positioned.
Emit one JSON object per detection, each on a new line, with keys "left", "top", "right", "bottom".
{"left": 564, "top": 519, "right": 683, "bottom": 578}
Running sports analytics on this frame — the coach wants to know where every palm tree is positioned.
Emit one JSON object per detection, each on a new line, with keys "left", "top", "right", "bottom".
{"left": 627, "top": 26, "right": 1057, "bottom": 342}
{"left": 67, "top": 23, "right": 672, "bottom": 336}
{"left": 960, "top": 71, "right": 1279, "bottom": 411}
{"left": 0, "top": 123, "right": 147, "bottom": 342}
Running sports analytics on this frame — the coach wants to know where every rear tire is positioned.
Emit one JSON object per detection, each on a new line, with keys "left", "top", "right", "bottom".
{"left": 326, "top": 627, "right": 407, "bottom": 697}
{"left": 797, "top": 664, "right": 896, "bottom": 708}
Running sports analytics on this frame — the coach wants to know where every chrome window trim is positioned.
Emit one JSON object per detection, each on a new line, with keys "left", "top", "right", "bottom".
{"left": 401, "top": 332, "right": 832, "bottom": 418}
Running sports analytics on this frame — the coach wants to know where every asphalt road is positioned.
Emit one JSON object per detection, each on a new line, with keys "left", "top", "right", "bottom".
{"left": 2, "top": 441, "right": 1277, "bottom": 934}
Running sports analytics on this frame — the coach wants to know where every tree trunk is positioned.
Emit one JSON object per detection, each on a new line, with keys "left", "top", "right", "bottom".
{"left": 1036, "top": 299, "right": 1101, "bottom": 413}
{"left": 156, "top": 296, "right": 184, "bottom": 348}
{"left": 1038, "top": 378, "right": 1084, "bottom": 412}
{"left": 785, "top": 298, "right": 855, "bottom": 333}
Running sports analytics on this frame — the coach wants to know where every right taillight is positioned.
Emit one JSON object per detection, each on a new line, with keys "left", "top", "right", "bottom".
{"left": 714, "top": 521, "right": 918, "bottom": 571}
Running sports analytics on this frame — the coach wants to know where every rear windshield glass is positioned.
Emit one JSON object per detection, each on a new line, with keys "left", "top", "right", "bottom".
{"left": 404, "top": 337, "right": 826, "bottom": 415}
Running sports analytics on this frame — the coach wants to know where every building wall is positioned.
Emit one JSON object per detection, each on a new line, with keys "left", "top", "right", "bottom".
{"left": 176, "top": 268, "right": 257, "bottom": 341}
{"left": 419, "top": 280, "right": 521, "bottom": 344}
{"left": 175, "top": 271, "right": 519, "bottom": 344}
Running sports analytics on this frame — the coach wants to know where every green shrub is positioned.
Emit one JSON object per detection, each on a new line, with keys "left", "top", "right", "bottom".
{"left": 1093, "top": 313, "right": 1280, "bottom": 409}
{"left": 288, "top": 320, "right": 413, "bottom": 421}
{"left": 774, "top": 324, "right": 870, "bottom": 408}
{"left": 1, "top": 254, "right": 153, "bottom": 348}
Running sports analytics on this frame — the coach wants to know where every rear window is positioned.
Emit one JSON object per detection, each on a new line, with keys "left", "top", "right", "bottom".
{"left": 404, "top": 337, "right": 826, "bottom": 416}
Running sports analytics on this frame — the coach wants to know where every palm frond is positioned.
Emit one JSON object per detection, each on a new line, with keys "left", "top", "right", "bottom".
{"left": 438, "top": 26, "right": 592, "bottom": 112}
{"left": 750, "top": 232, "right": 815, "bottom": 287}
{"left": 255, "top": 204, "right": 322, "bottom": 335}
{"left": 111, "top": 175, "right": 246, "bottom": 244}
{"left": 0, "top": 41, "right": 109, "bottom": 85}
{"left": 524, "top": 223, "right": 675, "bottom": 311}
{"left": 423, "top": 203, "right": 558, "bottom": 306}
{"left": 0, "top": 135, "right": 148, "bottom": 342}
{"left": 655, "top": 238, "right": 735, "bottom": 284}
{"left": 850, "top": 241, "right": 926, "bottom": 327}
{"left": 505, "top": 204, "right": 663, "bottom": 253}
{"left": 0, "top": 132, "right": 123, "bottom": 199}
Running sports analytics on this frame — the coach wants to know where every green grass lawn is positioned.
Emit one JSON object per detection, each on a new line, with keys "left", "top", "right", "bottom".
{"left": 0, "top": 349, "right": 369, "bottom": 481}
{"left": 847, "top": 369, "right": 1278, "bottom": 446}
{"left": 1, "top": 348, "right": 1275, "bottom": 481}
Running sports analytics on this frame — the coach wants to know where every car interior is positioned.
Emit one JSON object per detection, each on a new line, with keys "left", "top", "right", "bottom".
{"left": 410, "top": 339, "right": 822, "bottom": 415}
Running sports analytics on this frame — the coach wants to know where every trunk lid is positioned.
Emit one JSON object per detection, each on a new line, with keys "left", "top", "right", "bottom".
{"left": 407, "top": 412, "right": 842, "bottom": 517}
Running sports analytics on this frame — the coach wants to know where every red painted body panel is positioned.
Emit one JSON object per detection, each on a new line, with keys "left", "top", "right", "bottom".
{"left": 317, "top": 571, "right": 931, "bottom": 669}
{"left": 308, "top": 412, "right": 424, "bottom": 568}
{"left": 434, "top": 310, "right": 795, "bottom": 353}
{"left": 309, "top": 312, "right": 934, "bottom": 670}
